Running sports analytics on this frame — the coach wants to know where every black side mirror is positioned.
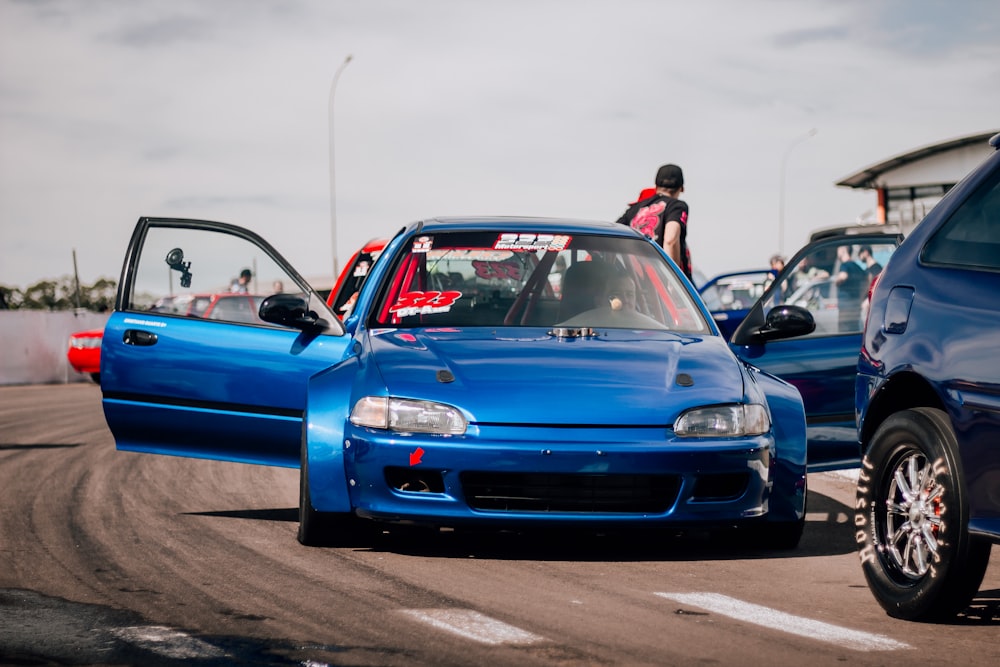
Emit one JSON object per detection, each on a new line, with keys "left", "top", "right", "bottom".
{"left": 755, "top": 304, "right": 816, "bottom": 342}
{"left": 259, "top": 293, "right": 324, "bottom": 330}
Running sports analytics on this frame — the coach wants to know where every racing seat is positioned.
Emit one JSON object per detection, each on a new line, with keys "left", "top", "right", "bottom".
{"left": 558, "top": 260, "right": 611, "bottom": 322}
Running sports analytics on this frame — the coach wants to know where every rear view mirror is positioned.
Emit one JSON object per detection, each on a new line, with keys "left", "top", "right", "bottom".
{"left": 756, "top": 305, "right": 816, "bottom": 342}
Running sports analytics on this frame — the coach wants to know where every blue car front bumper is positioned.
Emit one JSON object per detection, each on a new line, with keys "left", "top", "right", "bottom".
{"left": 339, "top": 424, "right": 800, "bottom": 528}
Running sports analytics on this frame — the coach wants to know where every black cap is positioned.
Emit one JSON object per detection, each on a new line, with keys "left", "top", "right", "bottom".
{"left": 655, "top": 164, "right": 684, "bottom": 189}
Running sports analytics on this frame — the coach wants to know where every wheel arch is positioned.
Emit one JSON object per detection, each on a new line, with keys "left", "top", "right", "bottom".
{"left": 303, "top": 357, "right": 362, "bottom": 513}
{"left": 860, "top": 371, "right": 943, "bottom": 454}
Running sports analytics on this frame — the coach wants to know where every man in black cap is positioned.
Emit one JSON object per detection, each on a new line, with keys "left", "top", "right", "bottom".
{"left": 615, "top": 164, "right": 692, "bottom": 280}
{"left": 230, "top": 268, "right": 253, "bottom": 293}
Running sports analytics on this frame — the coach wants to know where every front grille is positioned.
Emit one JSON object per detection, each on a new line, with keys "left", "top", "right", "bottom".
{"left": 460, "top": 472, "right": 680, "bottom": 513}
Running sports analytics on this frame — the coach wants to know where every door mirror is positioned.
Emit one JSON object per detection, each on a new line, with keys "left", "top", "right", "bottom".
{"left": 259, "top": 293, "right": 323, "bottom": 330}
{"left": 755, "top": 305, "right": 816, "bottom": 342}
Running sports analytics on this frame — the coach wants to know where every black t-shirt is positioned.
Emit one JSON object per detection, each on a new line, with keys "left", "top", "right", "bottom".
{"left": 837, "top": 260, "right": 866, "bottom": 302}
{"left": 616, "top": 194, "right": 691, "bottom": 279}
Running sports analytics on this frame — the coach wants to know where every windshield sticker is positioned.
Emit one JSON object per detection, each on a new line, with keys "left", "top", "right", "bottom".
{"left": 472, "top": 259, "right": 523, "bottom": 281}
{"left": 412, "top": 236, "right": 434, "bottom": 253}
{"left": 493, "top": 233, "right": 571, "bottom": 252}
{"left": 427, "top": 249, "right": 512, "bottom": 261}
{"left": 389, "top": 290, "right": 462, "bottom": 317}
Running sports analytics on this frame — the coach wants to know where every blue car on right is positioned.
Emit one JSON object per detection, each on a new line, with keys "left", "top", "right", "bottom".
{"left": 855, "top": 131, "right": 1000, "bottom": 621}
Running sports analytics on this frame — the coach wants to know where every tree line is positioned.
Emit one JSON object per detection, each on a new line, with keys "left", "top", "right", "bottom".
{"left": 0, "top": 276, "right": 117, "bottom": 311}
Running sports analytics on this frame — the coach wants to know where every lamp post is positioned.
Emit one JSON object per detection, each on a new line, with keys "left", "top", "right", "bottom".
{"left": 778, "top": 127, "right": 818, "bottom": 255}
{"left": 328, "top": 54, "right": 353, "bottom": 279}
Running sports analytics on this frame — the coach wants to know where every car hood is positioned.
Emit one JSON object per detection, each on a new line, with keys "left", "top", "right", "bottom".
{"left": 365, "top": 328, "right": 747, "bottom": 426}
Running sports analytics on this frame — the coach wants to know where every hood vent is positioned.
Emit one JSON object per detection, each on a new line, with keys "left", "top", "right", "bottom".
{"left": 548, "top": 326, "right": 598, "bottom": 339}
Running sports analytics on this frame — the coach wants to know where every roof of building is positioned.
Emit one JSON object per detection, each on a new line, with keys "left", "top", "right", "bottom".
{"left": 836, "top": 130, "right": 999, "bottom": 189}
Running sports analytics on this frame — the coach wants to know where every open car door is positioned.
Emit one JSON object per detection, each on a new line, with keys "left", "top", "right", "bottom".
{"left": 101, "top": 217, "right": 352, "bottom": 467}
{"left": 729, "top": 232, "right": 901, "bottom": 471}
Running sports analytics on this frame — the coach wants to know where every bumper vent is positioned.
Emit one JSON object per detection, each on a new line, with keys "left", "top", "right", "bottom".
{"left": 460, "top": 472, "right": 680, "bottom": 513}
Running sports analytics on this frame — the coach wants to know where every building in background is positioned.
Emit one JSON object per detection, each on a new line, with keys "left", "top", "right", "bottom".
{"left": 837, "top": 130, "right": 999, "bottom": 234}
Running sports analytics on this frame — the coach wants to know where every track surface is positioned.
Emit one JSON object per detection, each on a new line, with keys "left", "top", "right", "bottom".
{"left": 1, "top": 383, "right": 998, "bottom": 666}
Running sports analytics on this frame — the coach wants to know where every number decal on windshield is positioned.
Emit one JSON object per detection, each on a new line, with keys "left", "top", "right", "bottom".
{"left": 389, "top": 290, "right": 462, "bottom": 317}
{"left": 472, "top": 260, "right": 522, "bottom": 281}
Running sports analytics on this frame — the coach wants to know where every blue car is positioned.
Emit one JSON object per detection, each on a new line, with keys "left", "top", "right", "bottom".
{"left": 855, "top": 132, "right": 1000, "bottom": 621}
{"left": 698, "top": 269, "right": 774, "bottom": 340}
{"left": 101, "top": 216, "right": 810, "bottom": 548}
{"left": 729, "top": 229, "right": 901, "bottom": 471}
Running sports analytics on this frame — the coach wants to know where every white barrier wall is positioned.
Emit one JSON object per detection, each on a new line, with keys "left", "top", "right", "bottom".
{"left": 0, "top": 311, "right": 109, "bottom": 385}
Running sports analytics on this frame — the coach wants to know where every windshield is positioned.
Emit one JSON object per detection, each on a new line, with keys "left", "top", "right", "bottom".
{"left": 369, "top": 231, "right": 710, "bottom": 333}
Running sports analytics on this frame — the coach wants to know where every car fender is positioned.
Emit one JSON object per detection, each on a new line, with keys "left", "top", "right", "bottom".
{"left": 751, "top": 365, "right": 808, "bottom": 521}
{"left": 304, "top": 355, "right": 362, "bottom": 513}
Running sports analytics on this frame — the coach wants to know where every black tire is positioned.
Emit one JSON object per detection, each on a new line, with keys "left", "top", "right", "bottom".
{"left": 297, "top": 439, "right": 371, "bottom": 547}
{"left": 856, "top": 407, "right": 992, "bottom": 621}
{"left": 756, "top": 518, "right": 805, "bottom": 551}
{"left": 90, "top": 372, "right": 101, "bottom": 383}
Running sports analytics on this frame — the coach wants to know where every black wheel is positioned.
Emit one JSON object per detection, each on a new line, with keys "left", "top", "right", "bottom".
{"left": 90, "top": 372, "right": 101, "bottom": 383}
{"left": 856, "top": 407, "right": 992, "bottom": 621}
{"left": 756, "top": 518, "right": 805, "bottom": 550}
{"left": 297, "top": 439, "right": 371, "bottom": 547}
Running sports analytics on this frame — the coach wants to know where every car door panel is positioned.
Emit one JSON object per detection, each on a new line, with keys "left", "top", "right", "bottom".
{"left": 101, "top": 218, "right": 351, "bottom": 467}
{"left": 730, "top": 233, "right": 901, "bottom": 471}
{"left": 735, "top": 335, "right": 861, "bottom": 470}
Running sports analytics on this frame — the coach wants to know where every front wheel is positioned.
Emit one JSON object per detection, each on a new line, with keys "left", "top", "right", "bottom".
{"left": 856, "top": 407, "right": 992, "bottom": 621}
{"left": 298, "top": 442, "right": 372, "bottom": 547}
{"left": 755, "top": 518, "right": 805, "bottom": 550}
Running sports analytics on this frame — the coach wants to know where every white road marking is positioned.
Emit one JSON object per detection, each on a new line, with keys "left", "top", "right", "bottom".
{"left": 655, "top": 592, "right": 910, "bottom": 651}
{"left": 111, "top": 625, "right": 227, "bottom": 659}
{"left": 400, "top": 609, "right": 545, "bottom": 645}
{"left": 805, "top": 511, "right": 850, "bottom": 523}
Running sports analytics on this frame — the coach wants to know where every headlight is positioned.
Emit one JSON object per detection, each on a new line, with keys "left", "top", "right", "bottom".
{"left": 674, "top": 404, "right": 770, "bottom": 437}
{"left": 349, "top": 396, "right": 467, "bottom": 434}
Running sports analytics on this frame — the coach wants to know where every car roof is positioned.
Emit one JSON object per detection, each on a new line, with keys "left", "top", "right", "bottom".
{"left": 808, "top": 223, "right": 904, "bottom": 241}
{"left": 401, "top": 216, "right": 635, "bottom": 237}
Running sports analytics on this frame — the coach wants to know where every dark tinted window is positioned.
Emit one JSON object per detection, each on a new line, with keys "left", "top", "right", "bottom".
{"left": 922, "top": 167, "right": 1000, "bottom": 271}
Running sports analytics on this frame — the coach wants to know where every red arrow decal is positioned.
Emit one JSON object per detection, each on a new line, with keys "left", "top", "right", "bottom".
{"left": 409, "top": 447, "right": 425, "bottom": 466}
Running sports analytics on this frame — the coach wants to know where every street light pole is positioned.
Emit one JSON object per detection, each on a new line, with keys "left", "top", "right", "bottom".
{"left": 778, "top": 127, "right": 818, "bottom": 255}
{"left": 328, "top": 54, "right": 353, "bottom": 279}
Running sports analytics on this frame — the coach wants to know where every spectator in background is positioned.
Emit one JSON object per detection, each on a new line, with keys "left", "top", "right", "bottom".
{"left": 765, "top": 254, "right": 787, "bottom": 293}
{"left": 769, "top": 254, "right": 785, "bottom": 273}
{"left": 616, "top": 164, "right": 692, "bottom": 280}
{"left": 858, "top": 245, "right": 883, "bottom": 283}
{"left": 834, "top": 245, "right": 866, "bottom": 332}
{"left": 230, "top": 268, "right": 252, "bottom": 293}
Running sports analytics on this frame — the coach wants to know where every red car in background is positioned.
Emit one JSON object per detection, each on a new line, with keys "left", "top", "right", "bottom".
{"left": 326, "top": 238, "right": 388, "bottom": 319}
{"left": 66, "top": 293, "right": 267, "bottom": 381}
{"left": 65, "top": 240, "right": 388, "bottom": 381}
{"left": 67, "top": 329, "right": 103, "bottom": 382}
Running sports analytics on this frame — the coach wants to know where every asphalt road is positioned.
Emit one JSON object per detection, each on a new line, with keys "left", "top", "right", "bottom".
{"left": 1, "top": 383, "right": 998, "bottom": 666}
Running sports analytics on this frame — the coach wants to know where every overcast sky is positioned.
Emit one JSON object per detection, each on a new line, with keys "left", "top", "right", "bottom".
{"left": 2, "top": 0, "right": 999, "bottom": 290}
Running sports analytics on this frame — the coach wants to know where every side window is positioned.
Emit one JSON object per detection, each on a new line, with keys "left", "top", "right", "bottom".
{"left": 922, "top": 171, "right": 1000, "bottom": 271}
{"left": 771, "top": 240, "right": 896, "bottom": 336}
{"left": 131, "top": 226, "right": 307, "bottom": 327}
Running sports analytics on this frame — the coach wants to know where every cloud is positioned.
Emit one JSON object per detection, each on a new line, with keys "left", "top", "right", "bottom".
{"left": 1, "top": 0, "right": 999, "bottom": 290}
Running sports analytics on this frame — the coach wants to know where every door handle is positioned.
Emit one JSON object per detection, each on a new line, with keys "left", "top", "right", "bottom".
{"left": 123, "top": 329, "right": 158, "bottom": 346}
